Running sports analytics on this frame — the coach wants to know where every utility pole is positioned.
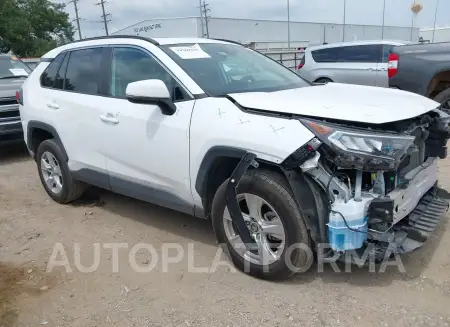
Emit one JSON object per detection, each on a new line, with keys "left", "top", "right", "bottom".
{"left": 342, "top": 0, "right": 346, "bottom": 41}
{"left": 69, "top": 0, "right": 82, "bottom": 39}
{"left": 96, "top": 0, "right": 111, "bottom": 36}
{"left": 198, "top": 0, "right": 204, "bottom": 38}
{"left": 287, "top": 0, "right": 291, "bottom": 50}
{"left": 432, "top": 0, "right": 439, "bottom": 42}
{"left": 201, "top": 1, "right": 210, "bottom": 38}
{"left": 381, "top": 0, "right": 386, "bottom": 39}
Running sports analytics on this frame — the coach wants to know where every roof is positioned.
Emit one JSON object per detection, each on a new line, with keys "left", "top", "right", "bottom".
{"left": 41, "top": 35, "right": 237, "bottom": 59}
{"left": 306, "top": 39, "right": 413, "bottom": 51}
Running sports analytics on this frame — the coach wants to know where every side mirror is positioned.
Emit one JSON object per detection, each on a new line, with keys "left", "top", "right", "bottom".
{"left": 125, "top": 79, "right": 176, "bottom": 116}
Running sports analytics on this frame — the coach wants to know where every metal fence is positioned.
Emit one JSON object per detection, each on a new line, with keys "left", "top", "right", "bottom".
{"left": 258, "top": 50, "right": 304, "bottom": 71}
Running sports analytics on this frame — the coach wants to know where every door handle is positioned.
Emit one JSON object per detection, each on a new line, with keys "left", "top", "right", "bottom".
{"left": 100, "top": 114, "right": 119, "bottom": 124}
{"left": 46, "top": 103, "right": 59, "bottom": 110}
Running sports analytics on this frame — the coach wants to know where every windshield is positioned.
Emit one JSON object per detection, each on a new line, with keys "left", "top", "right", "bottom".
{"left": 161, "top": 43, "right": 309, "bottom": 96}
{"left": 0, "top": 56, "right": 31, "bottom": 79}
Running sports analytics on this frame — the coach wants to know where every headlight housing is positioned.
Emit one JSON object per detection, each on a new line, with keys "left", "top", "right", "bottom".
{"left": 300, "top": 118, "right": 415, "bottom": 170}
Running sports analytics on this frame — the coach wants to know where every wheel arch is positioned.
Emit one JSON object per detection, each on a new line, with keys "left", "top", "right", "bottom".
{"left": 195, "top": 147, "right": 327, "bottom": 244}
{"left": 313, "top": 77, "right": 333, "bottom": 84}
{"left": 426, "top": 69, "right": 450, "bottom": 98}
{"left": 27, "top": 121, "right": 67, "bottom": 161}
{"left": 195, "top": 146, "right": 286, "bottom": 217}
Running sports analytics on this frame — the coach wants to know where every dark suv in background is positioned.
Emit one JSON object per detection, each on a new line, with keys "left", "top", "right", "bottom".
{"left": 388, "top": 42, "right": 450, "bottom": 113}
{"left": 0, "top": 54, "right": 31, "bottom": 143}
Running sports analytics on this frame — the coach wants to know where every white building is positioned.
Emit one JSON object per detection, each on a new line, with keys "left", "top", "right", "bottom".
{"left": 420, "top": 27, "right": 450, "bottom": 43}
{"left": 112, "top": 16, "right": 420, "bottom": 49}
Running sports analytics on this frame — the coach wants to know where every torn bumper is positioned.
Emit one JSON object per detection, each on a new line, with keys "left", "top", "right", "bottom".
{"left": 388, "top": 157, "right": 439, "bottom": 224}
{"left": 324, "top": 157, "right": 449, "bottom": 264}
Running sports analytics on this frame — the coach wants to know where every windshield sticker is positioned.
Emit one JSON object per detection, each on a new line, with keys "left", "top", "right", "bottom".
{"left": 9, "top": 68, "right": 29, "bottom": 76}
{"left": 169, "top": 44, "right": 211, "bottom": 59}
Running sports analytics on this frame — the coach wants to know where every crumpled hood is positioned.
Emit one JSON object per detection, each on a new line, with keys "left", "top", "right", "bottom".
{"left": 228, "top": 83, "right": 440, "bottom": 124}
{"left": 0, "top": 78, "right": 25, "bottom": 99}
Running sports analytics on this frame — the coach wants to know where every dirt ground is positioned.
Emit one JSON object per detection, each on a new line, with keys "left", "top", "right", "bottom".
{"left": 1, "top": 142, "right": 450, "bottom": 327}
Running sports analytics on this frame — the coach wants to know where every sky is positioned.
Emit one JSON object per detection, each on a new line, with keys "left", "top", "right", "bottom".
{"left": 54, "top": 0, "right": 450, "bottom": 39}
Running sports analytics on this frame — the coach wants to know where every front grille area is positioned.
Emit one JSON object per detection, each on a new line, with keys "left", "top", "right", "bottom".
{"left": 0, "top": 96, "right": 20, "bottom": 124}
{"left": 0, "top": 97, "right": 17, "bottom": 106}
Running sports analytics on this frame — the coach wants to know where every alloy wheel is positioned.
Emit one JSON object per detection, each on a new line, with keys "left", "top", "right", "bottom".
{"left": 223, "top": 193, "right": 286, "bottom": 265}
{"left": 40, "top": 151, "right": 63, "bottom": 194}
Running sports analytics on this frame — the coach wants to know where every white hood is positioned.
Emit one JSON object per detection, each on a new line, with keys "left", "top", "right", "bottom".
{"left": 228, "top": 83, "right": 439, "bottom": 124}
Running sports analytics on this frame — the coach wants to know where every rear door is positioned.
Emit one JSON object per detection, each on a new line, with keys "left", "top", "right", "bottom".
{"left": 334, "top": 44, "right": 381, "bottom": 86}
{"left": 376, "top": 44, "right": 394, "bottom": 87}
{"left": 45, "top": 47, "right": 111, "bottom": 188}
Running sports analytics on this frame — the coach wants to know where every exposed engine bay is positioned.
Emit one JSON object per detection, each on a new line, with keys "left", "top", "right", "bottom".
{"left": 293, "top": 108, "right": 450, "bottom": 261}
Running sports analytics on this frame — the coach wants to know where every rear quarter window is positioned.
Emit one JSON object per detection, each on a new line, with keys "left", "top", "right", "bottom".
{"left": 40, "top": 53, "right": 66, "bottom": 88}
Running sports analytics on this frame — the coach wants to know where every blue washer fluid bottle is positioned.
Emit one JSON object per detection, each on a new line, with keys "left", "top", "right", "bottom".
{"left": 327, "top": 199, "right": 369, "bottom": 252}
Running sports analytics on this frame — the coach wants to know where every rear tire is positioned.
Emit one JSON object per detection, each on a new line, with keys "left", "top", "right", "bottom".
{"left": 36, "top": 139, "right": 86, "bottom": 204}
{"left": 433, "top": 87, "right": 450, "bottom": 114}
{"left": 211, "top": 169, "right": 312, "bottom": 280}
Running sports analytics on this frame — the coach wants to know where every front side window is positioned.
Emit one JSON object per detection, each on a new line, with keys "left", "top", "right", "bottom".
{"left": 40, "top": 53, "right": 66, "bottom": 88}
{"left": 0, "top": 55, "right": 32, "bottom": 79}
{"left": 161, "top": 43, "right": 309, "bottom": 96}
{"left": 64, "top": 48, "right": 104, "bottom": 95}
{"left": 110, "top": 47, "right": 187, "bottom": 101}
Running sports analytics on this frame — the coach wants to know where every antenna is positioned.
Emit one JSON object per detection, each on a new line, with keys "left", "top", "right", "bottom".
{"left": 95, "top": 0, "right": 111, "bottom": 36}
{"left": 69, "top": 0, "right": 83, "bottom": 39}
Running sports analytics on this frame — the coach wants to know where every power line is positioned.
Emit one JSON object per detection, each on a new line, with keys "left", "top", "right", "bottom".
{"left": 201, "top": 1, "right": 211, "bottom": 38}
{"left": 95, "top": 0, "right": 111, "bottom": 36}
{"left": 69, "top": 0, "right": 82, "bottom": 39}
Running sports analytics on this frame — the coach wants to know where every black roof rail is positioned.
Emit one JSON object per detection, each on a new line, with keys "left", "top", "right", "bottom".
{"left": 63, "top": 35, "right": 160, "bottom": 46}
{"left": 211, "top": 38, "right": 243, "bottom": 46}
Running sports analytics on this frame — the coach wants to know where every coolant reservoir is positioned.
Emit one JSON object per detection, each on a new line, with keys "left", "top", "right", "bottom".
{"left": 328, "top": 198, "right": 371, "bottom": 252}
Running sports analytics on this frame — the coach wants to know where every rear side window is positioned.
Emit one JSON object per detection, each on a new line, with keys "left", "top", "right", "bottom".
{"left": 339, "top": 44, "right": 382, "bottom": 63}
{"left": 311, "top": 48, "right": 339, "bottom": 63}
{"left": 64, "top": 48, "right": 104, "bottom": 95}
{"left": 40, "top": 53, "right": 66, "bottom": 88}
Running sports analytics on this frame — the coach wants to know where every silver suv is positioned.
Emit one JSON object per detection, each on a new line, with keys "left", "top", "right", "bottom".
{"left": 297, "top": 40, "right": 411, "bottom": 87}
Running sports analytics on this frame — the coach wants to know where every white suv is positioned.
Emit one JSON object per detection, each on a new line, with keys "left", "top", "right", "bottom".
{"left": 18, "top": 36, "right": 450, "bottom": 279}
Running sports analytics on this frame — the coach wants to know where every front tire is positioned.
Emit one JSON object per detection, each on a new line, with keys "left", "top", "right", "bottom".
{"left": 211, "top": 170, "right": 312, "bottom": 280}
{"left": 433, "top": 87, "right": 450, "bottom": 114}
{"left": 36, "top": 139, "right": 86, "bottom": 204}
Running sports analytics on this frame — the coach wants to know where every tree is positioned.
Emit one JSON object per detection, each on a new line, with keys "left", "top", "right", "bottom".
{"left": 0, "top": 0, "right": 74, "bottom": 57}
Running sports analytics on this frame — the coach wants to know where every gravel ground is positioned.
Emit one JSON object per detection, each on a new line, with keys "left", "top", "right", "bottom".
{"left": 1, "top": 142, "right": 450, "bottom": 327}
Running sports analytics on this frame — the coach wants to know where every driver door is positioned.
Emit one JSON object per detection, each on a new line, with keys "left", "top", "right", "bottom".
{"left": 100, "top": 46, "right": 196, "bottom": 214}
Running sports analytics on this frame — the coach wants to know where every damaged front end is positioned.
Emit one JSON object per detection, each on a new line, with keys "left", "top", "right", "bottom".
{"left": 294, "top": 109, "right": 450, "bottom": 263}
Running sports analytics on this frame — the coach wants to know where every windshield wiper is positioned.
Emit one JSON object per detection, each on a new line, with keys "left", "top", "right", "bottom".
{"left": 0, "top": 75, "right": 27, "bottom": 79}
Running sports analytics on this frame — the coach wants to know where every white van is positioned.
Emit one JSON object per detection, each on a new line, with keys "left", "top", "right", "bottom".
{"left": 297, "top": 40, "right": 412, "bottom": 87}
